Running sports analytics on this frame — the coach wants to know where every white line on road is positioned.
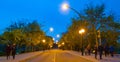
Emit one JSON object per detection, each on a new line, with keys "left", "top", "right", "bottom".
{"left": 53, "top": 53, "right": 56, "bottom": 62}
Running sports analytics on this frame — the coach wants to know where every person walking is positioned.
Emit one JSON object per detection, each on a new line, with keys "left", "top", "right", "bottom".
{"left": 94, "top": 45, "right": 98, "bottom": 59}
{"left": 6, "top": 44, "right": 11, "bottom": 60}
{"left": 98, "top": 45, "right": 103, "bottom": 59}
{"left": 85, "top": 48, "right": 88, "bottom": 55}
{"left": 87, "top": 46, "right": 91, "bottom": 55}
{"left": 11, "top": 44, "right": 16, "bottom": 59}
{"left": 104, "top": 45, "right": 109, "bottom": 57}
{"left": 109, "top": 45, "right": 114, "bottom": 57}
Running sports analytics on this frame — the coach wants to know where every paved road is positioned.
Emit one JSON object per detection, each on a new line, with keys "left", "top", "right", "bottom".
{"left": 26, "top": 49, "right": 92, "bottom": 62}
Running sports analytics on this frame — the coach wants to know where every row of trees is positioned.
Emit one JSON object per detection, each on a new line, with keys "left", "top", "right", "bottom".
{"left": 0, "top": 21, "right": 54, "bottom": 55}
{"left": 59, "top": 4, "right": 120, "bottom": 53}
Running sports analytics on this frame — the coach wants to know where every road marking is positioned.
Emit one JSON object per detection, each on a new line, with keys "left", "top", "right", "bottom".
{"left": 53, "top": 53, "right": 56, "bottom": 62}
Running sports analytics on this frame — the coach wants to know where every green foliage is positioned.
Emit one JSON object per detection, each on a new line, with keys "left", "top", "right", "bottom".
{"left": 0, "top": 20, "right": 53, "bottom": 54}
{"left": 59, "top": 4, "right": 120, "bottom": 52}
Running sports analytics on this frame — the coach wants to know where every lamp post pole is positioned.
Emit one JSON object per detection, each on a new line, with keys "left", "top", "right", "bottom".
{"left": 62, "top": 3, "right": 85, "bottom": 55}
{"left": 79, "top": 29, "right": 85, "bottom": 56}
{"left": 68, "top": 7, "right": 81, "bottom": 18}
{"left": 81, "top": 33, "right": 84, "bottom": 56}
{"left": 97, "top": 30, "right": 101, "bottom": 45}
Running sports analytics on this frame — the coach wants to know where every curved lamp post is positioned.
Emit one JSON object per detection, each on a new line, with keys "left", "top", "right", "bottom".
{"left": 61, "top": 2, "right": 81, "bottom": 18}
{"left": 61, "top": 2, "right": 101, "bottom": 53}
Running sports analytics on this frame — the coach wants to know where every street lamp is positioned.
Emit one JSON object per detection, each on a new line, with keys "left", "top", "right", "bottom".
{"left": 42, "top": 39, "right": 46, "bottom": 43}
{"left": 56, "top": 34, "right": 60, "bottom": 38}
{"left": 61, "top": 3, "right": 69, "bottom": 11}
{"left": 61, "top": 2, "right": 81, "bottom": 17}
{"left": 42, "top": 39, "right": 46, "bottom": 50}
{"left": 79, "top": 29, "right": 85, "bottom": 56}
{"left": 61, "top": 42, "right": 65, "bottom": 50}
{"left": 53, "top": 38, "right": 55, "bottom": 41}
{"left": 79, "top": 29, "right": 85, "bottom": 34}
{"left": 58, "top": 44, "right": 61, "bottom": 48}
{"left": 49, "top": 27, "right": 54, "bottom": 32}
{"left": 62, "top": 42, "right": 65, "bottom": 45}
{"left": 61, "top": 1, "right": 84, "bottom": 52}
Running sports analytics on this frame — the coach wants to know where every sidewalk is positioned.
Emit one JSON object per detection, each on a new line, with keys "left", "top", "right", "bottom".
{"left": 0, "top": 51, "right": 43, "bottom": 62}
{"left": 67, "top": 50, "right": 120, "bottom": 62}
{"left": 66, "top": 51, "right": 98, "bottom": 62}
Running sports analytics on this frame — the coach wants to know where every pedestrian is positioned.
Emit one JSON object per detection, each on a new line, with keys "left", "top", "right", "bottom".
{"left": 104, "top": 45, "right": 109, "bottom": 57}
{"left": 98, "top": 45, "right": 103, "bottom": 59}
{"left": 88, "top": 48, "right": 91, "bottom": 55}
{"left": 85, "top": 48, "right": 88, "bottom": 55}
{"left": 11, "top": 44, "right": 16, "bottom": 59}
{"left": 87, "top": 45, "right": 91, "bottom": 55}
{"left": 94, "top": 45, "right": 98, "bottom": 59}
{"left": 109, "top": 45, "right": 114, "bottom": 57}
{"left": 6, "top": 44, "right": 11, "bottom": 60}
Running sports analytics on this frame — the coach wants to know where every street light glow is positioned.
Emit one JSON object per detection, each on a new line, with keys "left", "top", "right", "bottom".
{"left": 55, "top": 40, "right": 58, "bottom": 45}
{"left": 56, "top": 40, "right": 58, "bottom": 42}
{"left": 50, "top": 45, "right": 53, "bottom": 48}
{"left": 79, "top": 29, "right": 85, "bottom": 56}
{"left": 56, "top": 34, "right": 60, "bottom": 38}
{"left": 42, "top": 39, "right": 46, "bottom": 43}
{"left": 79, "top": 29, "right": 85, "bottom": 34}
{"left": 62, "top": 42, "right": 65, "bottom": 45}
{"left": 61, "top": 2, "right": 69, "bottom": 11}
{"left": 49, "top": 27, "right": 54, "bottom": 32}
{"left": 53, "top": 38, "right": 55, "bottom": 41}
{"left": 58, "top": 45, "right": 61, "bottom": 47}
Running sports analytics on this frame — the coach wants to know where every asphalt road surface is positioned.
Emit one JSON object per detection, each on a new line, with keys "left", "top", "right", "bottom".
{"left": 26, "top": 49, "right": 92, "bottom": 62}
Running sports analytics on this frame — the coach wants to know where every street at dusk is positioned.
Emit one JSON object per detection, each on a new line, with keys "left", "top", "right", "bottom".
{"left": 26, "top": 49, "right": 92, "bottom": 62}
{"left": 0, "top": 0, "right": 120, "bottom": 62}
{"left": 0, "top": 49, "right": 120, "bottom": 62}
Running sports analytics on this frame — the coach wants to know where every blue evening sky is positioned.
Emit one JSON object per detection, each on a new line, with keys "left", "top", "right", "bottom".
{"left": 0, "top": 0, "right": 120, "bottom": 42}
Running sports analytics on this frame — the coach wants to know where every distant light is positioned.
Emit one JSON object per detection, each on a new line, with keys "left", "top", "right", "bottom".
{"left": 50, "top": 45, "right": 53, "bottom": 48}
{"left": 56, "top": 42, "right": 58, "bottom": 44}
{"left": 56, "top": 40, "right": 58, "bottom": 42}
{"left": 42, "top": 39, "right": 46, "bottom": 43}
{"left": 53, "top": 38, "right": 55, "bottom": 41}
{"left": 56, "top": 34, "right": 60, "bottom": 38}
{"left": 62, "top": 42, "right": 65, "bottom": 45}
{"left": 58, "top": 45, "right": 61, "bottom": 47}
{"left": 49, "top": 27, "right": 54, "bottom": 32}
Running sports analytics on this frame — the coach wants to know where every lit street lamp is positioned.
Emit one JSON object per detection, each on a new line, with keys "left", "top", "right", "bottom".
{"left": 61, "top": 1, "right": 84, "bottom": 51}
{"left": 42, "top": 39, "right": 46, "bottom": 43}
{"left": 61, "top": 2, "right": 69, "bottom": 11}
{"left": 62, "top": 42, "right": 65, "bottom": 45}
{"left": 42, "top": 39, "right": 46, "bottom": 50}
{"left": 79, "top": 29, "right": 85, "bottom": 34}
{"left": 79, "top": 29, "right": 85, "bottom": 56}
{"left": 53, "top": 38, "right": 55, "bottom": 41}
{"left": 49, "top": 27, "right": 54, "bottom": 32}
{"left": 58, "top": 44, "right": 61, "bottom": 48}
{"left": 61, "top": 2, "right": 81, "bottom": 17}
{"left": 56, "top": 34, "right": 60, "bottom": 38}
{"left": 61, "top": 42, "right": 65, "bottom": 50}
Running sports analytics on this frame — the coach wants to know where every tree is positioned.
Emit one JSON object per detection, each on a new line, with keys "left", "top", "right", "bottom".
{"left": 0, "top": 20, "right": 47, "bottom": 53}
{"left": 59, "top": 4, "right": 120, "bottom": 51}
